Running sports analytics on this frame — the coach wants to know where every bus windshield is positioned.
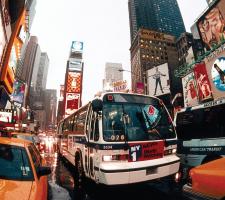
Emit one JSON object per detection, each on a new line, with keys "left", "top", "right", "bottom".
{"left": 103, "top": 102, "right": 176, "bottom": 142}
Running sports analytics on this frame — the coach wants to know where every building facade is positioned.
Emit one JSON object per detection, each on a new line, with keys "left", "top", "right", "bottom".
{"left": 128, "top": 0, "right": 186, "bottom": 42}
{"left": 36, "top": 52, "right": 49, "bottom": 92}
{"left": 103, "top": 62, "right": 123, "bottom": 91}
{"left": 130, "top": 28, "right": 180, "bottom": 96}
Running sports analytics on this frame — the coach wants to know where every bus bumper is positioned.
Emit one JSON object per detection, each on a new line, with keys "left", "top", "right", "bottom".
{"left": 95, "top": 155, "right": 180, "bottom": 185}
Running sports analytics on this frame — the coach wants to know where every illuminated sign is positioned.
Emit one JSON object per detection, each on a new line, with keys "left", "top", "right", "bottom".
{"left": 182, "top": 72, "right": 199, "bottom": 107}
{"left": 0, "top": 110, "right": 12, "bottom": 123}
{"left": 197, "top": 0, "right": 225, "bottom": 50}
{"left": 0, "top": 13, "right": 6, "bottom": 64}
{"left": 71, "top": 41, "right": 83, "bottom": 53}
{"left": 68, "top": 58, "right": 83, "bottom": 71}
{"left": 66, "top": 71, "right": 82, "bottom": 93}
{"left": 65, "top": 93, "right": 80, "bottom": 116}
{"left": 194, "top": 62, "right": 213, "bottom": 102}
{"left": 11, "top": 80, "right": 25, "bottom": 104}
{"left": 113, "top": 80, "right": 127, "bottom": 92}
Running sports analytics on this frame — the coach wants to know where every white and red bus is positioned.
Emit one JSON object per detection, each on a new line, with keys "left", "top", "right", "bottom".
{"left": 57, "top": 92, "right": 180, "bottom": 186}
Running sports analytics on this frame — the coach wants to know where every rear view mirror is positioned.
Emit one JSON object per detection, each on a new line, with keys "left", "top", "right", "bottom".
{"left": 38, "top": 166, "right": 51, "bottom": 177}
{"left": 92, "top": 99, "right": 103, "bottom": 112}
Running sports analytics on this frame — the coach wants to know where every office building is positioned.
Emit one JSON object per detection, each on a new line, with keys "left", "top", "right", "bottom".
{"left": 103, "top": 62, "right": 123, "bottom": 91}
{"left": 36, "top": 52, "right": 49, "bottom": 92}
{"left": 128, "top": 0, "right": 186, "bottom": 42}
{"left": 130, "top": 28, "right": 180, "bottom": 95}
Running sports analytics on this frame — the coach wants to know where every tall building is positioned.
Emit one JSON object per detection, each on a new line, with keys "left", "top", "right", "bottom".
{"left": 44, "top": 89, "right": 57, "bottom": 130}
{"left": 103, "top": 62, "right": 123, "bottom": 91}
{"left": 36, "top": 52, "right": 49, "bottom": 92}
{"left": 128, "top": 0, "right": 186, "bottom": 42}
{"left": 130, "top": 28, "right": 180, "bottom": 96}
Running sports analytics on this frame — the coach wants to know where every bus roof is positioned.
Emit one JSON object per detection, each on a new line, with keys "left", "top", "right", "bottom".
{"left": 177, "top": 98, "right": 225, "bottom": 113}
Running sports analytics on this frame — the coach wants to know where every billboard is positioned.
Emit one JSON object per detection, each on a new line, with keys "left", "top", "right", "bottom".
{"left": 136, "top": 82, "right": 144, "bottom": 94}
{"left": 204, "top": 44, "right": 225, "bottom": 100}
{"left": 65, "top": 93, "right": 80, "bottom": 116}
{"left": 182, "top": 72, "right": 199, "bottom": 107}
{"left": 71, "top": 41, "right": 83, "bottom": 53}
{"left": 0, "top": 13, "right": 6, "bottom": 64}
{"left": 68, "top": 58, "right": 83, "bottom": 72}
{"left": 11, "top": 80, "right": 25, "bottom": 104}
{"left": 66, "top": 71, "right": 82, "bottom": 93}
{"left": 113, "top": 80, "right": 127, "bottom": 92}
{"left": 193, "top": 62, "right": 213, "bottom": 102}
{"left": 197, "top": 0, "right": 225, "bottom": 50}
{"left": 147, "top": 63, "right": 170, "bottom": 96}
{"left": 0, "top": 110, "right": 12, "bottom": 123}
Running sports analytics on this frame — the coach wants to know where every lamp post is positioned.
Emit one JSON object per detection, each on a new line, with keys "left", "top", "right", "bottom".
{"left": 118, "top": 69, "right": 145, "bottom": 94}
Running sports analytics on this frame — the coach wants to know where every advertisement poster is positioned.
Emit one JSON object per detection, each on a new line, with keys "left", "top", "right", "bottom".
{"left": 211, "top": 57, "right": 225, "bottom": 91}
{"left": 128, "top": 141, "right": 164, "bottom": 162}
{"left": 136, "top": 82, "right": 144, "bottom": 94}
{"left": 113, "top": 80, "right": 127, "bottom": 92}
{"left": 0, "top": 110, "right": 12, "bottom": 123}
{"left": 0, "top": 14, "right": 6, "bottom": 64}
{"left": 65, "top": 93, "right": 80, "bottom": 116}
{"left": 193, "top": 62, "right": 213, "bottom": 102}
{"left": 68, "top": 58, "right": 82, "bottom": 72}
{"left": 182, "top": 72, "right": 199, "bottom": 107}
{"left": 204, "top": 47, "right": 225, "bottom": 100}
{"left": 147, "top": 63, "right": 170, "bottom": 96}
{"left": 11, "top": 80, "right": 25, "bottom": 104}
{"left": 198, "top": 0, "right": 225, "bottom": 50}
{"left": 66, "top": 72, "right": 82, "bottom": 93}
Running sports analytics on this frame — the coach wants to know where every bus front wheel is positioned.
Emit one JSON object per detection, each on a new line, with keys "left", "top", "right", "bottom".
{"left": 75, "top": 156, "right": 85, "bottom": 188}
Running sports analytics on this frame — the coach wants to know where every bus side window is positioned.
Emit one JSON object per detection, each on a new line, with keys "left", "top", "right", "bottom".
{"left": 94, "top": 116, "right": 99, "bottom": 141}
{"left": 90, "top": 112, "right": 99, "bottom": 141}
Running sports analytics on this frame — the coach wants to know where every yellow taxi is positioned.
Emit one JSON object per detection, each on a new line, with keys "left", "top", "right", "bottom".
{"left": 0, "top": 135, "right": 51, "bottom": 200}
{"left": 183, "top": 158, "right": 225, "bottom": 200}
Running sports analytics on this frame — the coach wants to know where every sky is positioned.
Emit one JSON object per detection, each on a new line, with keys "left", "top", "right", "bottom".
{"left": 30, "top": 0, "right": 208, "bottom": 104}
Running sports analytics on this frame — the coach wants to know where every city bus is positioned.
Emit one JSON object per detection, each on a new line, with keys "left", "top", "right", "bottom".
{"left": 57, "top": 92, "right": 180, "bottom": 186}
{"left": 174, "top": 98, "right": 225, "bottom": 180}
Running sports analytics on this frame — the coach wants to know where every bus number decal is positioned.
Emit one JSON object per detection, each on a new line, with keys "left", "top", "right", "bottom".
{"left": 103, "top": 145, "right": 113, "bottom": 150}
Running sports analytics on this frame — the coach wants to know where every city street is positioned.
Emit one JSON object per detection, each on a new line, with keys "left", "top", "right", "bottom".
{"left": 44, "top": 140, "right": 184, "bottom": 200}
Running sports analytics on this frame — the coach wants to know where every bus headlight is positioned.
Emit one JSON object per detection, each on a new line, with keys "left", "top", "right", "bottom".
{"left": 102, "top": 154, "right": 128, "bottom": 162}
{"left": 164, "top": 148, "right": 177, "bottom": 155}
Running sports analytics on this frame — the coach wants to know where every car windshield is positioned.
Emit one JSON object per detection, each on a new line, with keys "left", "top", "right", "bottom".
{"left": 0, "top": 144, "right": 34, "bottom": 181}
{"left": 103, "top": 102, "right": 176, "bottom": 142}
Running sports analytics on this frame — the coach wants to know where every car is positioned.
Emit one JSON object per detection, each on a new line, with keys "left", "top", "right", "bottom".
{"left": 183, "top": 158, "right": 225, "bottom": 200}
{"left": 11, "top": 132, "right": 42, "bottom": 151}
{"left": 0, "top": 136, "right": 51, "bottom": 200}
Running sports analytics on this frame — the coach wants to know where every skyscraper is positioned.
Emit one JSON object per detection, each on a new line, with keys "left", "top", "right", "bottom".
{"left": 103, "top": 62, "right": 123, "bottom": 91}
{"left": 128, "top": 0, "right": 186, "bottom": 42}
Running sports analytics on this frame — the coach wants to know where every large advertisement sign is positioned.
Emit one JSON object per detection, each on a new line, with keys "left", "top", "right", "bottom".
{"left": 198, "top": 0, "right": 225, "bottom": 50}
{"left": 182, "top": 72, "right": 199, "bottom": 107}
{"left": 65, "top": 93, "right": 80, "bottom": 116}
{"left": 193, "top": 62, "right": 213, "bottom": 102}
{"left": 71, "top": 41, "right": 83, "bottom": 53}
{"left": 147, "top": 63, "right": 170, "bottom": 96}
{"left": 68, "top": 58, "right": 83, "bottom": 72}
{"left": 204, "top": 44, "right": 225, "bottom": 100}
{"left": 136, "top": 82, "right": 144, "bottom": 94}
{"left": 66, "top": 72, "right": 82, "bottom": 93}
{"left": 113, "top": 80, "right": 127, "bottom": 92}
{"left": 11, "top": 80, "right": 25, "bottom": 104}
{"left": 0, "top": 110, "right": 12, "bottom": 123}
{"left": 0, "top": 14, "right": 6, "bottom": 64}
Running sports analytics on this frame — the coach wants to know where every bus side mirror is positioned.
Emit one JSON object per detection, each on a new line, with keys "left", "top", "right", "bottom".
{"left": 92, "top": 99, "right": 103, "bottom": 112}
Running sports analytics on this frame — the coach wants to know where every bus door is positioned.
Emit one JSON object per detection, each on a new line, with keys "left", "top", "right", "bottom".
{"left": 85, "top": 108, "right": 100, "bottom": 178}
